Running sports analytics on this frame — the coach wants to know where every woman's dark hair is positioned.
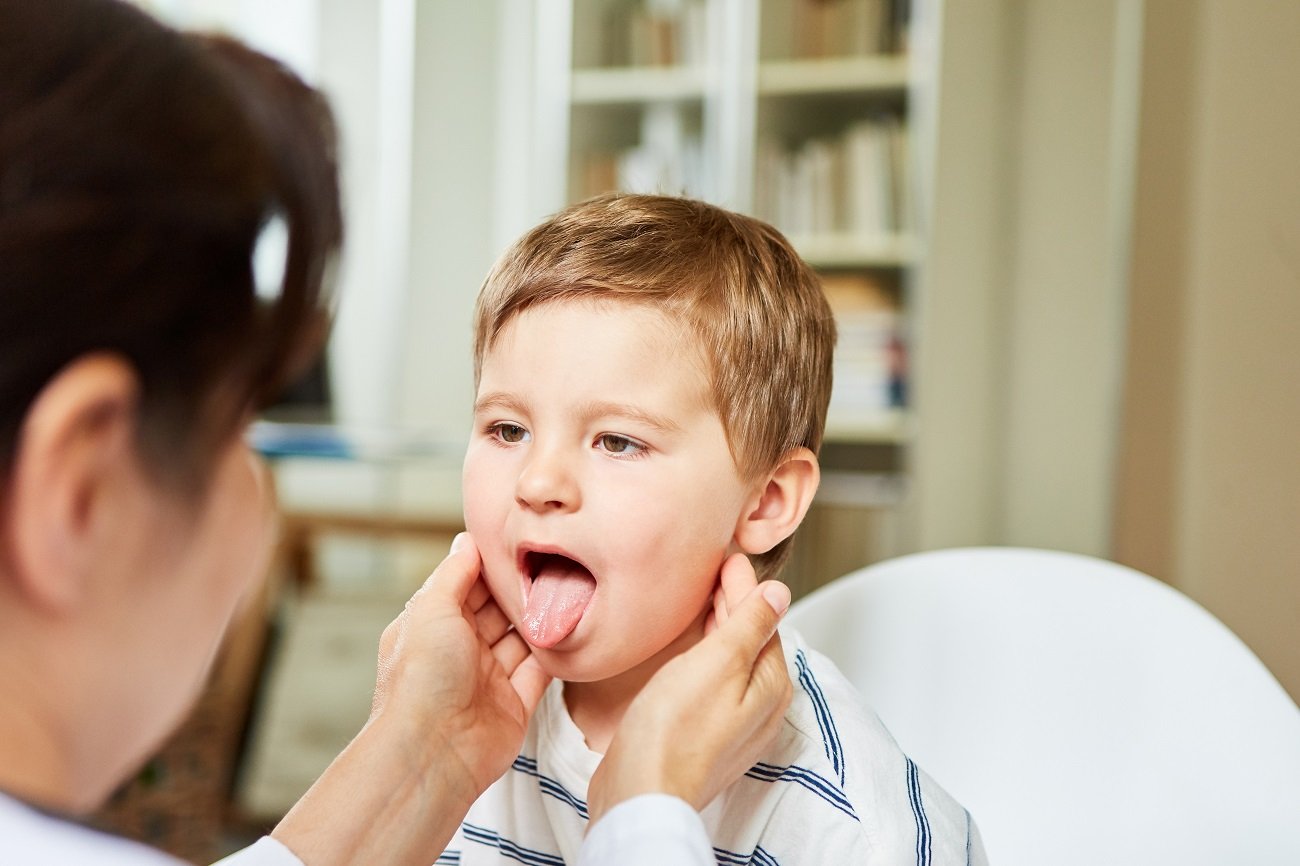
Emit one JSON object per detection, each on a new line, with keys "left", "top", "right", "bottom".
{"left": 0, "top": 0, "right": 342, "bottom": 492}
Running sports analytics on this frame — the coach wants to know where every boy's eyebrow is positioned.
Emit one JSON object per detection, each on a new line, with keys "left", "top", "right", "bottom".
{"left": 473, "top": 393, "right": 681, "bottom": 434}
{"left": 474, "top": 391, "right": 526, "bottom": 414}
{"left": 574, "top": 400, "right": 682, "bottom": 434}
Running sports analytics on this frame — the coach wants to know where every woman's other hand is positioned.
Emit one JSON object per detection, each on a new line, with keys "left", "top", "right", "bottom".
{"left": 586, "top": 553, "right": 792, "bottom": 825}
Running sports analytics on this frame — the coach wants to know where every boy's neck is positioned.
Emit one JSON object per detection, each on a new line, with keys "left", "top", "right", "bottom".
{"left": 562, "top": 609, "right": 709, "bottom": 754}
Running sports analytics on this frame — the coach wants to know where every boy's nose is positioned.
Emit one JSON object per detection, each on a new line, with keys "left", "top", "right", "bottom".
{"left": 514, "top": 446, "right": 581, "bottom": 513}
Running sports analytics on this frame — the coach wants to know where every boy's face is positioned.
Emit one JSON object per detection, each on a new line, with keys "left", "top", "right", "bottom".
{"left": 463, "top": 299, "right": 757, "bottom": 683}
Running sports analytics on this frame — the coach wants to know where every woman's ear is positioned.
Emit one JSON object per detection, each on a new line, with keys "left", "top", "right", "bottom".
{"left": 4, "top": 354, "right": 140, "bottom": 613}
{"left": 733, "top": 447, "right": 820, "bottom": 556}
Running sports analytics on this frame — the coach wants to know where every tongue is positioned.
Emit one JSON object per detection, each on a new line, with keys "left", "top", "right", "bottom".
{"left": 522, "top": 560, "right": 596, "bottom": 649}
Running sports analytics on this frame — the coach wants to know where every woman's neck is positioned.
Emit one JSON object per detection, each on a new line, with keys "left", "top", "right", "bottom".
{"left": 563, "top": 610, "right": 709, "bottom": 754}
{"left": 0, "top": 620, "right": 128, "bottom": 816}
{"left": 0, "top": 661, "right": 85, "bottom": 814}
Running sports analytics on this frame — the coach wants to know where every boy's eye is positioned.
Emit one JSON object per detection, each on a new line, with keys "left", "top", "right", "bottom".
{"left": 596, "top": 433, "right": 644, "bottom": 456}
{"left": 494, "top": 423, "right": 529, "bottom": 444}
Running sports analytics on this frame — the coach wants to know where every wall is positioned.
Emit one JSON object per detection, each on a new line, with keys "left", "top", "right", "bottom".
{"left": 1116, "top": 0, "right": 1300, "bottom": 699}
{"left": 910, "top": 0, "right": 1139, "bottom": 556}
{"left": 904, "top": 0, "right": 1015, "bottom": 551}
{"left": 397, "top": 1, "right": 501, "bottom": 441}
{"left": 996, "top": 0, "right": 1141, "bottom": 553}
{"left": 317, "top": 0, "right": 415, "bottom": 428}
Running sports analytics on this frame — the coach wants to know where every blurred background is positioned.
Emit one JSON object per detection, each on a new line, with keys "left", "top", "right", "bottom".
{"left": 99, "top": 0, "right": 1297, "bottom": 860}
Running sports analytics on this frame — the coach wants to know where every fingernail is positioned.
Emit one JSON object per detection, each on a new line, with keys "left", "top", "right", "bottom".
{"left": 761, "top": 582, "right": 790, "bottom": 616}
{"left": 451, "top": 532, "right": 468, "bottom": 553}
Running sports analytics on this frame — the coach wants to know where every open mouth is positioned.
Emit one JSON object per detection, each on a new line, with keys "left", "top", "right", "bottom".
{"left": 519, "top": 548, "right": 597, "bottom": 649}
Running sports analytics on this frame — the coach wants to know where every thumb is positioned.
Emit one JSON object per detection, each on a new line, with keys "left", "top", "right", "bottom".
{"left": 718, "top": 552, "right": 759, "bottom": 620}
{"left": 413, "top": 531, "right": 481, "bottom": 610}
{"left": 714, "top": 580, "right": 790, "bottom": 666}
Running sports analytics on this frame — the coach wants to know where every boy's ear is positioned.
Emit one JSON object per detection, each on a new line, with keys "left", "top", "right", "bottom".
{"left": 3, "top": 354, "right": 140, "bottom": 613}
{"left": 733, "top": 447, "right": 820, "bottom": 556}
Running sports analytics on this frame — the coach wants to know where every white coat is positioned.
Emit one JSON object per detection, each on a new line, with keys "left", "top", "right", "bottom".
{"left": 0, "top": 791, "right": 711, "bottom": 865}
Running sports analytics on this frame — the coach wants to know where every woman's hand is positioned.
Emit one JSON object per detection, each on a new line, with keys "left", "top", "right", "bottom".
{"left": 586, "top": 553, "right": 793, "bottom": 825}
{"left": 272, "top": 532, "right": 551, "bottom": 866}
{"left": 369, "top": 531, "right": 551, "bottom": 794}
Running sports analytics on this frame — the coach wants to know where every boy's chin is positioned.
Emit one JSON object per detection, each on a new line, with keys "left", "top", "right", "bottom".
{"left": 532, "top": 628, "right": 707, "bottom": 686}
{"left": 531, "top": 646, "right": 622, "bottom": 684}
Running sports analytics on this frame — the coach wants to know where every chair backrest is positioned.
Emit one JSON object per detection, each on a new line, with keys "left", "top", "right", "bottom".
{"left": 786, "top": 547, "right": 1300, "bottom": 866}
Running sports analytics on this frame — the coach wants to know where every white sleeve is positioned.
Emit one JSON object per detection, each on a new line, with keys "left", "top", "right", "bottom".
{"left": 577, "top": 794, "right": 712, "bottom": 866}
{"left": 210, "top": 836, "right": 304, "bottom": 866}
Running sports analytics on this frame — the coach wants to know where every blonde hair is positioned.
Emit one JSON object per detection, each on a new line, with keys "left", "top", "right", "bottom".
{"left": 473, "top": 194, "right": 835, "bottom": 578}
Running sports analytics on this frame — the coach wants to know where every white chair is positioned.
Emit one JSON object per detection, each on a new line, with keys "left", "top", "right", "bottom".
{"left": 786, "top": 547, "right": 1300, "bottom": 865}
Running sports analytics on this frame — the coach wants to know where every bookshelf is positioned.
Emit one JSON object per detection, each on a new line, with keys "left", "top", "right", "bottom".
{"left": 499, "top": 0, "right": 918, "bottom": 589}
{"left": 570, "top": 66, "right": 707, "bottom": 103}
{"left": 757, "top": 55, "right": 909, "bottom": 96}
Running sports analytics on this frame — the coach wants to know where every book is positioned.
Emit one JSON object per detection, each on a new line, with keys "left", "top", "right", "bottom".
{"left": 755, "top": 114, "right": 907, "bottom": 239}
{"left": 820, "top": 273, "right": 905, "bottom": 432}
{"left": 792, "top": 0, "right": 892, "bottom": 59}
{"left": 616, "top": 0, "right": 708, "bottom": 68}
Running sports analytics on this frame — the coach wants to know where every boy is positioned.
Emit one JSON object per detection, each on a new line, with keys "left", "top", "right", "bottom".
{"left": 442, "top": 194, "right": 986, "bottom": 864}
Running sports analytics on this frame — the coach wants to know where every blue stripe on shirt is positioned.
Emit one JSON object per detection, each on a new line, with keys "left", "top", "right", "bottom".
{"left": 461, "top": 822, "right": 565, "bottom": 866}
{"left": 512, "top": 755, "right": 590, "bottom": 820}
{"left": 714, "top": 845, "right": 782, "bottom": 865}
{"left": 745, "top": 761, "right": 859, "bottom": 822}
{"left": 795, "top": 649, "right": 845, "bottom": 786}
{"left": 905, "top": 757, "right": 932, "bottom": 866}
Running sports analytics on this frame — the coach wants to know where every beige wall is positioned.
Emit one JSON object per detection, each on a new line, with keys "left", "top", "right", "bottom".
{"left": 911, "top": 0, "right": 1139, "bottom": 557}
{"left": 996, "top": 0, "right": 1139, "bottom": 554}
{"left": 1116, "top": 0, "right": 1300, "bottom": 699}
{"left": 905, "top": 0, "right": 1016, "bottom": 551}
{"left": 399, "top": 1, "right": 501, "bottom": 440}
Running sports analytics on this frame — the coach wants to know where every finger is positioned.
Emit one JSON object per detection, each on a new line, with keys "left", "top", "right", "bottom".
{"left": 376, "top": 613, "right": 403, "bottom": 665}
{"left": 714, "top": 580, "right": 790, "bottom": 668}
{"left": 475, "top": 597, "right": 513, "bottom": 644}
{"left": 510, "top": 654, "right": 552, "bottom": 718}
{"left": 752, "top": 675, "right": 792, "bottom": 751}
{"left": 712, "top": 580, "right": 728, "bottom": 628}
{"left": 748, "top": 628, "right": 789, "bottom": 695}
{"left": 710, "top": 552, "right": 753, "bottom": 631}
{"left": 719, "top": 553, "right": 759, "bottom": 615}
{"left": 491, "top": 629, "right": 531, "bottom": 676}
{"left": 416, "top": 532, "right": 481, "bottom": 609}
{"left": 465, "top": 577, "right": 491, "bottom": 613}
{"left": 745, "top": 632, "right": 793, "bottom": 731}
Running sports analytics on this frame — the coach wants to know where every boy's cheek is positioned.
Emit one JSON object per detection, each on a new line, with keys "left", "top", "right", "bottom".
{"left": 459, "top": 474, "right": 521, "bottom": 619}
{"left": 479, "top": 557, "right": 523, "bottom": 621}
{"left": 462, "top": 533, "right": 515, "bottom": 610}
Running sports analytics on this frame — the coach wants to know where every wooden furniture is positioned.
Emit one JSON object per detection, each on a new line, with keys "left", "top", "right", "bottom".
{"left": 277, "top": 509, "right": 464, "bottom": 591}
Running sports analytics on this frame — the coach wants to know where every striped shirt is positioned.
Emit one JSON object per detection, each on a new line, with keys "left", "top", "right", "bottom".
{"left": 437, "top": 627, "right": 987, "bottom": 865}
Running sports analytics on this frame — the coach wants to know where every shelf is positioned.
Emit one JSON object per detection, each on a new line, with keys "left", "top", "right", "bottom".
{"left": 757, "top": 55, "right": 908, "bottom": 97}
{"left": 788, "top": 232, "right": 919, "bottom": 268}
{"left": 570, "top": 65, "right": 707, "bottom": 104}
